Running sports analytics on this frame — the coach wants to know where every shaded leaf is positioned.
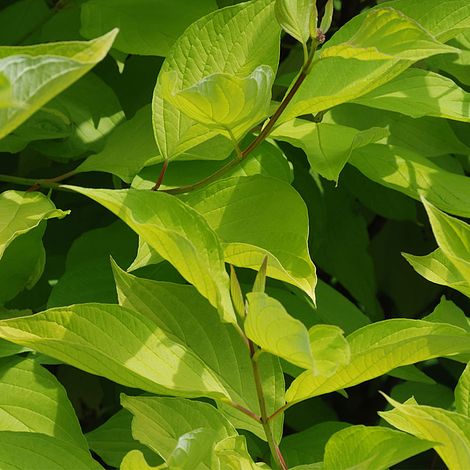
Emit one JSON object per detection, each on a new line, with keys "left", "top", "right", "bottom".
{"left": 80, "top": 0, "right": 217, "bottom": 56}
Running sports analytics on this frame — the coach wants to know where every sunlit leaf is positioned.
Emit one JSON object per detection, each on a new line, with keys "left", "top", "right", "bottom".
{"left": 355, "top": 68, "right": 470, "bottom": 122}
{"left": 272, "top": 119, "right": 388, "bottom": 182}
{"left": 321, "top": 7, "right": 457, "bottom": 61}
{"left": 0, "top": 432, "right": 103, "bottom": 470}
{"left": 113, "top": 265, "right": 285, "bottom": 442}
{"left": 184, "top": 175, "right": 316, "bottom": 301}
{"left": 0, "top": 356, "right": 88, "bottom": 449}
{"left": 286, "top": 319, "right": 470, "bottom": 403}
{"left": 153, "top": 0, "right": 280, "bottom": 159}
{"left": 0, "top": 191, "right": 68, "bottom": 259}
{"left": 0, "top": 30, "right": 117, "bottom": 139}
{"left": 323, "top": 425, "right": 432, "bottom": 470}
{"left": 275, "top": 0, "right": 316, "bottom": 45}
{"left": 380, "top": 395, "right": 470, "bottom": 470}
{"left": 349, "top": 143, "right": 470, "bottom": 218}
{"left": 161, "top": 65, "right": 274, "bottom": 141}
{"left": 64, "top": 186, "right": 235, "bottom": 324}
{"left": 0, "top": 303, "right": 230, "bottom": 399}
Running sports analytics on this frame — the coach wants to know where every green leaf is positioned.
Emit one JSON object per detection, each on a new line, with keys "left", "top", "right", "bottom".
{"left": 112, "top": 265, "right": 285, "bottom": 442}
{"left": 121, "top": 395, "right": 236, "bottom": 469}
{"left": 153, "top": 0, "right": 280, "bottom": 159}
{"left": 404, "top": 249, "right": 470, "bottom": 298}
{"left": 64, "top": 186, "right": 235, "bottom": 324}
{"left": 321, "top": 7, "right": 457, "bottom": 61}
{"left": 0, "top": 30, "right": 117, "bottom": 140}
{"left": 0, "top": 73, "right": 14, "bottom": 108}
{"left": 390, "top": 381, "right": 454, "bottom": 410}
{"left": 166, "top": 428, "right": 217, "bottom": 469}
{"left": 245, "top": 292, "right": 314, "bottom": 370}
{"left": 326, "top": 103, "right": 470, "bottom": 158}
{"left": 132, "top": 139, "right": 292, "bottom": 191}
{"left": 423, "top": 296, "right": 470, "bottom": 332}
{"left": 120, "top": 450, "right": 157, "bottom": 470}
{"left": 0, "top": 356, "right": 88, "bottom": 449}
{"left": 272, "top": 119, "right": 388, "bottom": 182}
{"left": 355, "top": 68, "right": 470, "bottom": 122}
{"left": 0, "top": 223, "right": 46, "bottom": 304}
{"left": 213, "top": 435, "right": 261, "bottom": 470}
{"left": 275, "top": 0, "right": 316, "bottom": 45}
{"left": 404, "top": 202, "right": 470, "bottom": 298}
{"left": 308, "top": 325, "right": 350, "bottom": 378}
{"left": 162, "top": 65, "right": 274, "bottom": 141}
{"left": 349, "top": 143, "right": 470, "bottom": 218}
{"left": 245, "top": 292, "right": 349, "bottom": 375}
{"left": 319, "top": 0, "right": 334, "bottom": 35}
{"left": 380, "top": 395, "right": 470, "bottom": 470}
{"left": 323, "top": 425, "right": 432, "bottom": 470}
{"left": 30, "top": 73, "right": 124, "bottom": 160}
{"left": 0, "top": 432, "right": 103, "bottom": 470}
{"left": 48, "top": 221, "right": 136, "bottom": 308}
{"left": 420, "top": 198, "right": 470, "bottom": 283}
{"left": 0, "top": 191, "right": 68, "bottom": 259}
{"left": 280, "top": 422, "right": 348, "bottom": 468}
{"left": 286, "top": 319, "right": 470, "bottom": 403}
{"left": 183, "top": 175, "right": 316, "bottom": 301}
{"left": 456, "top": 363, "right": 470, "bottom": 417}
{"left": 80, "top": 0, "right": 217, "bottom": 56}
{"left": 86, "top": 409, "right": 160, "bottom": 469}
{"left": 77, "top": 105, "right": 161, "bottom": 182}
{"left": 230, "top": 266, "right": 246, "bottom": 320}
{"left": 309, "top": 181, "right": 380, "bottom": 317}
{"left": 280, "top": 0, "right": 470, "bottom": 122}
{"left": 0, "top": 303, "right": 230, "bottom": 399}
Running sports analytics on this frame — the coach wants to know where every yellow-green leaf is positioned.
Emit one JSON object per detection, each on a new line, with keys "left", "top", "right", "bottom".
{"left": 64, "top": 186, "right": 235, "bottom": 324}
{"left": 0, "top": 30, "right": 117, "bottom": 140}
{"left": 380, "top": 395, "right": 470, "bottom": 470}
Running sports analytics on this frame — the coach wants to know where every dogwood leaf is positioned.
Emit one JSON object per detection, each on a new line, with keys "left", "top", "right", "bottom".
{"left": 0, "top": 356, "right": 88, "bottom": 450}
{"left": 64, "top": 186, "right": 235, "bottom": 324}
{"left": 380, "top": 395, "right": 470, "bottom": 470}
{"left": 0, "top": 432, "right": 103, "bottom": 470}
{"left": 323, "top": 425, "right": 432, "bottom": 470}
{"left": 0, "top": 191, "right": 68, "bottom": 259}
{"left": 275, "top": 0, "right": 316, "bottom": 45}
{"left": 112, "top": 265, "right": 285, "bottom": 442}
{"left": 286, "top": 319, "right": 470, "bottom": 403}
{"left": 272, "top": 119, "right": 388, "bottom": 182}
{"left": 321, "top": 7, "right": 457, "bottom": 61}
{"left": 355, "top": 69, "right": 470, "bottom": 122}
{"left": 153, "top": 0, "right": 280, "bottom": 159}
{"left": 80, "top": 0, "right": 217, "bottom": 56}
{"left": 184, "top": 175, "right": 316, "bottom": 301}
{"left": 0, "top": 30, "right": 117, "bottom": 139}
{"left": 161, "top": 65, "right": 274, "bottom": 140}
{"left": 349, "top": 144, "right": 470, "bottom": 218}
{"left": 0, "top": 303, "right": 231, "bottom": 399}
